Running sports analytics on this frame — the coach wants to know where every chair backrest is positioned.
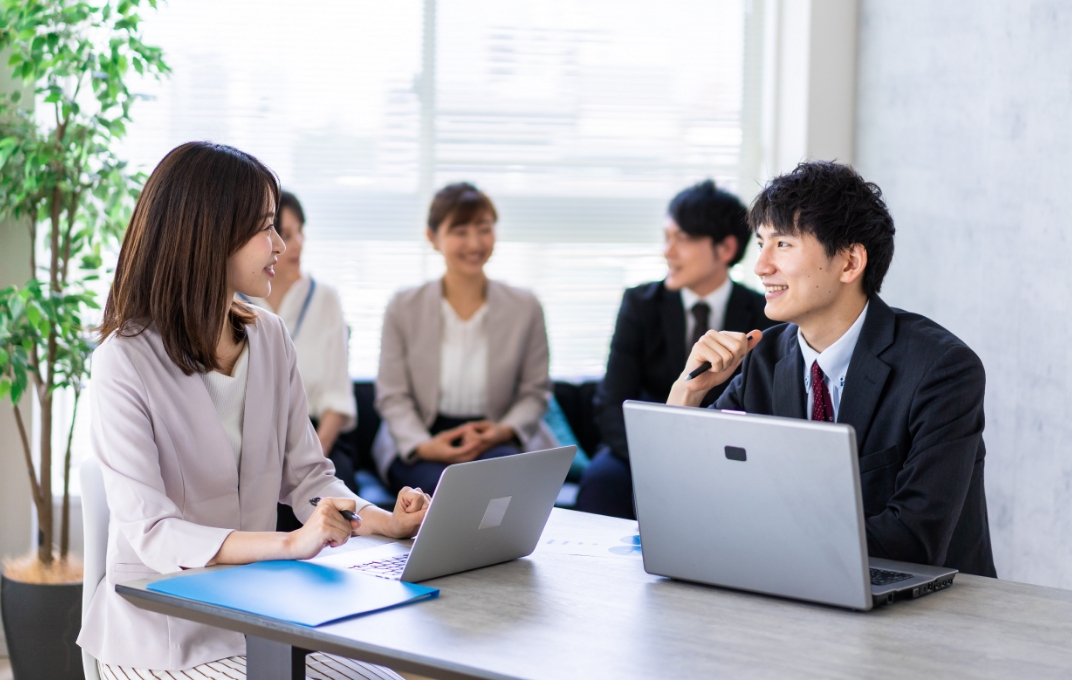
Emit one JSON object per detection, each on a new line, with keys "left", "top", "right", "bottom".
{"left": 80, "top": 457, "right": 108, "bottom": 680}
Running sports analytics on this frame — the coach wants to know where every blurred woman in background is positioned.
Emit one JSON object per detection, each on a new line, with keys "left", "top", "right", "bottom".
{"left": 373, "top": 182, "right": 553, "bottom": 494}
{"left": 245, "top": 192, "right": 360, "bottom": 518}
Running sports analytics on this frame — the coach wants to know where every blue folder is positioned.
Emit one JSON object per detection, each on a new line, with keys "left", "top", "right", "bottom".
{"left": 147, "top": 561, "right": 439, "bottom": 627}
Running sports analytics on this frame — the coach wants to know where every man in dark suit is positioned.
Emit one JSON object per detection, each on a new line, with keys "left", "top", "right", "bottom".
{"left": 575, "top": 180, "right": 774, "bottom": 519}
{"left": 667, "top": 162, "right": 996, "bottom": 577}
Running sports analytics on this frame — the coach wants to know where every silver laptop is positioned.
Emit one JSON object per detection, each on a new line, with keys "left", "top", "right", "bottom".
{"left": 623, "top": 402, "right": 957, "bottom": 610}
{"left": 344, "top": 446, "right": 575, "bottom": 582}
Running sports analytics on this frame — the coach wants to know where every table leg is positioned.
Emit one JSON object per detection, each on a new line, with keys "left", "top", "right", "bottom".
{"left": 245, "top": 635, "right": 309, "bottom": 680}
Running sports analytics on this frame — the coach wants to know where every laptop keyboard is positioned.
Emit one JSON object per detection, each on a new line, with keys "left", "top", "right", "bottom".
{"left": 870, "top": 567, "right": 914, "bottom": 586}
{"left": 349, "top": 553, "right": 410, "bottom": 580}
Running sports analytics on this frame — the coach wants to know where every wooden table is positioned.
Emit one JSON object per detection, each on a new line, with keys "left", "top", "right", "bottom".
{"left": 119, "top": 508, "right": 1072, "bottom": 679}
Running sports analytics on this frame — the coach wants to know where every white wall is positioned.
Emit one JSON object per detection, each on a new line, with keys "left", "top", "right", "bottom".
{"left": 855, "top": 1, "right": 1072, "bottom": 588}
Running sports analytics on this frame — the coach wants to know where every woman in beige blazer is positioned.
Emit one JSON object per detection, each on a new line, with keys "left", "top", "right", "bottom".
{"left": 374, "top": 182, "right": 553, "bottom": 493}
{"left": 78, "top": 142, "right": 428, "bottom": 678}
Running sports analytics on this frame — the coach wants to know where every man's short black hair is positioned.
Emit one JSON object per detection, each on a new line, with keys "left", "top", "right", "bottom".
{"left": 748, "top": 161, "right": 895, "bottom": 297}
{"left": 279, "top": 190, "right": 305, "bottom": 226}
{"left": 668, "top": 179, "right": 750, "bottom": 266}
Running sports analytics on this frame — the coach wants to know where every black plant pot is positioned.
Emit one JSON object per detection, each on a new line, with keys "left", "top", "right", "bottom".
{"left": 1, "top": 574, "right": 85, "bottom": 680}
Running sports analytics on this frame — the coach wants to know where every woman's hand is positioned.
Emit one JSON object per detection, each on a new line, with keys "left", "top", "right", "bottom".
{"left": 415, "top": 426, "right": 482, "bottom": 463}
{"left": 282, "top": 497, "right": 361, "bottom": 560}
{"left": 667, "top": 330, "right": 764, "bottom": 407}
{"left": 356, "top": 487, "right": 432, "bottom": 539}
{"left": 461, "top": 421, "right": 517, "bottom": 456}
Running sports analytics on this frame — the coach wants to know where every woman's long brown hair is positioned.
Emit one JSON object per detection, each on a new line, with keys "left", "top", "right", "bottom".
{"left": 99, "top": 142, "right": 280, "bottom": 374}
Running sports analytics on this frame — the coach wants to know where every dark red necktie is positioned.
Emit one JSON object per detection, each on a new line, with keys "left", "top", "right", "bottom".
{"left": 689, "top": 302, "right": 711, "bottom": 348}
{"left": 810, "top": 360, "right": 835, "bottom": 422}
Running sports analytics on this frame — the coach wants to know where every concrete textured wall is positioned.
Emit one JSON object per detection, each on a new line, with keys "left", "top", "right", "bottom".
{"left": 855, "top": 1, "right": 1072, "bottom": 588}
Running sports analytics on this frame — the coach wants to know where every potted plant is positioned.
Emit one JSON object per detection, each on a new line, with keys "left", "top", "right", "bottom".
{"left": 0, "top": 1, "right": 167, "bottom": 678}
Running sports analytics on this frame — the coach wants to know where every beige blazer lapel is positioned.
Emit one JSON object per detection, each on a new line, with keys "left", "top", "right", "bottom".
{"left": 238, "top": 323, "right": 271, "bottom": 524}
{"left": 484, "top": 281, "right": 514, "bottom": 421}
{"left": 159, "top": 337, "right": 240, "bottom": 505}
{"left": 412, "top": 281, "right": 443, "bottom": 425}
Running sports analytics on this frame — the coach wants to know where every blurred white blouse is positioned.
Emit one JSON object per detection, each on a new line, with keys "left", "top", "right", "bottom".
{"left": 437, "top": 300, "right": 489, "bottom": 417}
{"left": 248, "top": 275, "right": 356, "bottom": 431}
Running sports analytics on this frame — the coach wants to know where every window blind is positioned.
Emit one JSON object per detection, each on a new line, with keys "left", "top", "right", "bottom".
{"left": 115, "top": 0, "right": 749, "bottom": 378}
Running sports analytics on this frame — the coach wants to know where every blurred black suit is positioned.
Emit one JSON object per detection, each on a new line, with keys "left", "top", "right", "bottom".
{"left": 715, "top": 296, "right": 996, "bottom": 577}
{"left": 575, "top": 280, "right": 772, "bottom": 517}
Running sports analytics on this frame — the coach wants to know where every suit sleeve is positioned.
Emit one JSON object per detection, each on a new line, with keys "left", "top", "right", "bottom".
{"left": 864, "top": 344, "right": 986, "bottom": 566}
{"left": 498, "top": 296, "right": 552, "bottom": 448}
{"left": 278, "top": 325, "right": 371, "bottom": 521}
{"left": 595, "top": 290, "right": 648, "bottom": 460}
{"left": 91, "top": 343, "right": 233, "bottom": 573}
{"left": 374, "top": 294, "right": 432, "bottom": 462}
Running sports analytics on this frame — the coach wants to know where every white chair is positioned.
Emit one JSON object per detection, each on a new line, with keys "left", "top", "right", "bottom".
{"left": 80, "top": 457, "right": 108, "bottom": 680}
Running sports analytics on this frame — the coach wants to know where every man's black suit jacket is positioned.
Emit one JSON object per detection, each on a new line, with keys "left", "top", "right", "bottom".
{"left": 715, "top": 296, "right": 997, "bottom": 577}
{"left": 596, "top": 280, "right": 772, "bottom": 461}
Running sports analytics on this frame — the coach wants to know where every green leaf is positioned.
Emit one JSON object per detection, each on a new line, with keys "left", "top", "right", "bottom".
{"left": 0, "top": 379, "right": 10, "bottom": 400}
{"left": 10, "top": 364, "right": 26, "bottom": 404}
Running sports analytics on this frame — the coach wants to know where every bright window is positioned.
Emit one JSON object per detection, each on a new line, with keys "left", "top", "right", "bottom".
{"left": 116, "top": 0, "right": 750, "bottom": 378}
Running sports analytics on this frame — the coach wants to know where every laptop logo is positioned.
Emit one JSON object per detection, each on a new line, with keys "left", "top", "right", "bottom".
{"left": 478, "top": 496, "right": 512, "bottom": 530}
{"left": 725, "top": 446, "right": 747, "bottom": 462}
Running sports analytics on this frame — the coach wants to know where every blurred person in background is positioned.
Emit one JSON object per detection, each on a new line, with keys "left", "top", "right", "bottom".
{"left": 373, "top": 182, "right": 554, "bottom": 494}
{"left": 575, "top": 180, "right": 774, "bottom": 519}
{"left": 244, "top": 191, "right": 359, "bottom": 530}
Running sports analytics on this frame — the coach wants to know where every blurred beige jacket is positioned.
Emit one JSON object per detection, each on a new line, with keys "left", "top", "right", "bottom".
{"left": 77, "top": 311, "right": 366, "bottom": 670}
{"left": 373, "top": 279, "right": 553, "bottom": 476}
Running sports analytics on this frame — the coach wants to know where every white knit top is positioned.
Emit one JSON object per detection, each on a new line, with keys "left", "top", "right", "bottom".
{"left": 437, "top": 300, "right": 489, "bottom": 418}
{"left": 199, "top": 345, "right": 250, "bottom": 470}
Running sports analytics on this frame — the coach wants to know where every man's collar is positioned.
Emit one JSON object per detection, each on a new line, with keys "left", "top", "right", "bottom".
{"left": 798, "top": 301, "right": 870, "bottom": 387}
{"left": 681, "top": 276, "right": 732, "bottom": 311}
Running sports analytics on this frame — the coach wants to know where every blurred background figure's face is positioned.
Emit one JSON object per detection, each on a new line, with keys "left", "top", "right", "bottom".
{"left": 428, "top": 211, "right": 496, "bottom": 278}
{"left": 663, "top": 218, "right": 732, "bottom": 294}
{"left": 274, "top": 206, "right": 304, "bottom": 281}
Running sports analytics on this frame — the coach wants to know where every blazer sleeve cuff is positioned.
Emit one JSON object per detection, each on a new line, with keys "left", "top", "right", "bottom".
{"left": 316, "top": 391, "right": 358, "bottom": 432}
{"left": 130, "top": 521, "right": 235, "bottom": 573}
{"left": 375, "top": 422, "right": 429, "bottom": 468}
{"left": 865, "top": 513, "right": 931, "bottom": 565}
{"left": 289, "top": 477, "right": 373, "bottom": 524}
{"left": 500, "top": 410, "right": 541, "bottom": 449}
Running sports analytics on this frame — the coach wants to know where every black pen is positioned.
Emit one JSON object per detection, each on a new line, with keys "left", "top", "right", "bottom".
{"left": 308, "top": 497, "right": 361, "bottom": 522}
{"left": 685, "top": 334, "right": 753, "bottom": 381}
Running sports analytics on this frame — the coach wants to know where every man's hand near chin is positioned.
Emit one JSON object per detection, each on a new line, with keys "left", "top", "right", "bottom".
{"left": 668, "top": 329, "right": 763, "bottom": 407}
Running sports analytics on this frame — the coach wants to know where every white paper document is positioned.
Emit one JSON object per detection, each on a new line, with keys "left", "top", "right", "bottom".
{"left": 534, "top": 531, "right": 642, "bottom": 559}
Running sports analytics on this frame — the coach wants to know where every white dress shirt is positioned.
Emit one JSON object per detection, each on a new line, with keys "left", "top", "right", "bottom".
{"left": 681, "top": 277, "right": 733, "bottom": 346}
{"left": 438, "top": 299, "right": 489, "bottom": 418}
{"left": 248, "top": 275, "right": 356, "bottom": 431}
{"left": 198, "top": 346, "right": 249, "bottom": 469}
{"left": 798, "top": 302, "right": 869, "bottom": 422}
